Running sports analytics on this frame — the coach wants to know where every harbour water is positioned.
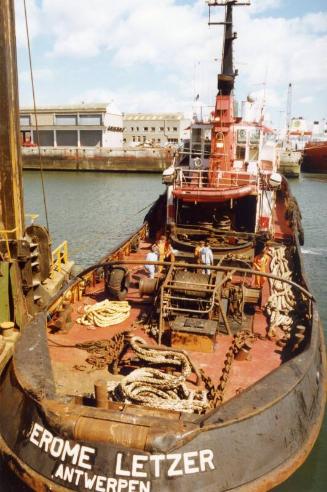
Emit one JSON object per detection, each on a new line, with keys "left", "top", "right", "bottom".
{"left": 0, "top": 171, "right": 326, "bottom": 491}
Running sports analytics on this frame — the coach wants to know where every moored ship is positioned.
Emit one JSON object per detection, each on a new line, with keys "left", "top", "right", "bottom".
{"left": 302, "top": 141, "right": 327, "bottom": 173}
{"left": 0, "top": 1, "right": 326, "bottom": 492}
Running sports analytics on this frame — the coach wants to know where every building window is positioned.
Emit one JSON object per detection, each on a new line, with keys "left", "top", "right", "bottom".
{"left": 123, "top": 138, "right": 126, "bottom": 143}
{"left": 159, "top": 127, "right": 164, "bottom": 131}
{"left": 157, "top": 138, "right": 161, "bottom": 143}
{"left": 143, "top": 136, "right": 146, "bottom": 142}
{"left": 168, "top": 138, "right": 178, "bottom": 143}
{"left": 144, "top": 127, "right": 148, "bottom": 132}
{"left": 78, "top": 114, "right": 102, "bottom": 125}
{"left": 55, "top": 114, "right": 77, "bottom": 125}
{"left": 166, "top": 127, "right": 170, "bottom": 131}
{"left": 132, "top": 136, "right": 136, "bottom": 142}
{"left": 136, "top": 127, "right": 139, "bottom": 131}
{"left": 173, "top": 127, "right": 178, "bottom": 132}
{"left": 137, "top": 136, "right": 141, "bottom": 142}
{"left": 131, "top": 127, "right": 134, "bottom": 131}
{"left": 151, "top": 127, "right": 156, "bottom": 132}
{"left": 20, "top": 115, "right": 31, "bottom": 126}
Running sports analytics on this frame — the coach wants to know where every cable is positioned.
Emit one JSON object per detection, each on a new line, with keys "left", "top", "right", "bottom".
{"left": 23, "top": 0, "right": 50, "bottom": 233}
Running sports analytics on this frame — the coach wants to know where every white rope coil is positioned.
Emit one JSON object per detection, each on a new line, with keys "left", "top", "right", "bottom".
{"left": 109, "top": 336, "right": 208, "bottom": 413}
{"left": 77, "top": 300, "right": 131, "bottom": 327}
{"left": 265, "top": 247, "right": 296, "bottom": 337}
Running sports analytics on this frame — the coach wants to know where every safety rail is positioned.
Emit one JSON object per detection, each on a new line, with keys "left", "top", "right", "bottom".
{"left": 0, "top": 227, "right": 18, "bottom": 260}
{"left": 174, "top": 168, "right": 258, "bottom": 190}
{"left": 51, "top": 240, "right": 69, "bottom": 276}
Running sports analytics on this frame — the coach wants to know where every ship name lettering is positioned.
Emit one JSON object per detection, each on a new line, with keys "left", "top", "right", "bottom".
{"left": 116, "top": 449, "right": 215, "bottom": 478}
{"left": 29, "top": 422, "right": 96, "bottom": 470}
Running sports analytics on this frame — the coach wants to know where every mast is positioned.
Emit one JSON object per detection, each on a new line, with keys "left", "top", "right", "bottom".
{"left": 0, "top": 0, "right": 25, "bottom": 240}
{"left": 285, "top": 82, "right": 292, "bottom": 145}
{"left": 207, "top": 1, "right": 250, "bottom": 172}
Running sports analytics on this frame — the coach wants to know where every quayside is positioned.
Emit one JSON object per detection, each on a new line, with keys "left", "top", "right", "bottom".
{"left": 0, "top": 1, "right": 326, "bottom": 492}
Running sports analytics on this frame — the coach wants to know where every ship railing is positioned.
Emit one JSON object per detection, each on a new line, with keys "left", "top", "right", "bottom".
{"left": 174, "top": 168, "right": 258, "bottom": 190}
{"left": 51, "top": 240, "right": 69, "bottom": 277}
{"left": 0, "top": 227, "right": 18, "bottom": 260}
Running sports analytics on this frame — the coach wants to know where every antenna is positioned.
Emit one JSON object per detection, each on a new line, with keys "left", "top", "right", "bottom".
{"left": 286, "top": 82, "right": 292, "bottom": 136}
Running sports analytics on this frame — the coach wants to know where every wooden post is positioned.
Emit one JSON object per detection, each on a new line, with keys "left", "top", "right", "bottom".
{"left": 0, "top": 0, "right": 25, "bottom": 240}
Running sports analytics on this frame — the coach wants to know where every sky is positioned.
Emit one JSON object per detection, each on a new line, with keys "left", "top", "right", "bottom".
{"left": 15, "top": 0, "right": 327, "bottom": 128}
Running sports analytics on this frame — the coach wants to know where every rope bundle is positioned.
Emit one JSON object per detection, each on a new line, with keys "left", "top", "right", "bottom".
{"left": 265, "top": 247, "right": 295, "bottom": 337}
{"left": 109, "top": 336, "right": 208, "bottom": 413}
{"left": 77, "top": 300, "right": 130, "bottom": 327}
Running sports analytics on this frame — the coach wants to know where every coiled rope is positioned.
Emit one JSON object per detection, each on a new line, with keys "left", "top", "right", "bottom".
{"left": 77, "top": 300, "right": 130, "bottom": 327}
{"left": 109, "top": 336, "right": 208, "bottom": 413}
{"left": 265, "top": 246, "right": 295, "bottom": 338}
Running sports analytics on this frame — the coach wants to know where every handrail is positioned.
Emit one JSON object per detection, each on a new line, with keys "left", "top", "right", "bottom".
{"left": 51, "top": 240, "right": 69, "bottom": 276}
{"left": 174, "top": 167, "right": 258, "bottom": 190}
{"left": 0, "top": 227, "right": 18, "bottom": 260}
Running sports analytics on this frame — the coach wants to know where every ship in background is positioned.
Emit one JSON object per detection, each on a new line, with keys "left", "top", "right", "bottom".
{"left": 0, "top": 1, "right": 326, "bottom": 492}
{"left": 277, "top": 84, "right": 302, "bottom": 178}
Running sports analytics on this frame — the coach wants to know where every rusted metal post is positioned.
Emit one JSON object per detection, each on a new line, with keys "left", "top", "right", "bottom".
{"left": 0, "top": 0, "right": 25, "bottom": 240}
{"left": 94, "top": 379, "right": 108, "bottom": 408}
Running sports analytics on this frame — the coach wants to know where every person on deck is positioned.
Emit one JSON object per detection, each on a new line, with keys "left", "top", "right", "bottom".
{"left": 145, "top": 245, "right": 159, "bottom": 279}
{"left": 199, "top": 240, "right": 214, "bottom": 275}
{"left": 194, "top": 240, "right": 205, "bottom": 264}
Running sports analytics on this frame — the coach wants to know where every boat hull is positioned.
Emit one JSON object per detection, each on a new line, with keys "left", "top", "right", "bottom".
{"left": 278, "top": 150, "right": 302, "bottom": 178}
{"left": 302, "top": 142, "right": 327, "bottom": 173}
{"left": 0, "top": 308, "right": 325, "bottom": 492}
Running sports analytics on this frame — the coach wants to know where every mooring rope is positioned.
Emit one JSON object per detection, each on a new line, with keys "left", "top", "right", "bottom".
{"left": 77, "top": 300, "right": 131, "bottom": 327}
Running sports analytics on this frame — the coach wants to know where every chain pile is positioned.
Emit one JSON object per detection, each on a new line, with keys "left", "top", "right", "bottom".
{"left": 207, "top": 330, "right": 255, "bottom": 406}
{"left": 265, "top": 247, "right": 296, "bottom": 340}
{"left": 77, "top": 300, "right": 130, "bottom": 328}
{"left": 109, "top": 336, "right": 208, "bottom": 414}
{"left": 75, "top": 332, "right": 126, "bottom": 372}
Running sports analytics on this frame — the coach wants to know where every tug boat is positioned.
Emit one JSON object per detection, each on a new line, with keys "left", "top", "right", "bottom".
{"left": 0, "top": 1, "right": 326, "bottom": 492}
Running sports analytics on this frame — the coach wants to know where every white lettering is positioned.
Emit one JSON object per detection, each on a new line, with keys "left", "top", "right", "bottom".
{"left": 199, "top": 449, "right": 215, "bottom": 472}
{"left": 183, "top": 451, "right": 199, "bottom": 474}
{"left": 116, "top": 453, "right": 131, "bottom": 477}
{"left": 74, "top": 469, "right": 84, "bottom": 486}
{"left": 63, "top": 465, "right": 75, "bottom": 483}
{"left": 61, "top": 441, "right": 81, "bottom": 466}
{"left": 132, "top": 455, "right": 148, "bottom": 478}
{"left": 29, "top": 422, "right": 43, "bottom": 447}
{"left": 166, "top": 454, "right": 183, "bottom": 477}
{"left": 53, "top": 463, "right": 64, "bottom": 480}
{"left": 106, "top": 478, "right": 117, "bottom": 492}
{"left": 38, "top": 429, "right": 53, "bottom": 453}
{"left": 128, "top": 480, "right": 139, "bottom": 492}
{"left": 149, "top": 454, "right": 165, "bottom": 478}
{"left": 139, "top": 482, "right": 151, "bottom": 492}
{"left": 78, "top": 445, "right": 96, "bottom": 470}
{"left": 117, "top": 479, "right": 129, "bottom": 492}
{"left": 50, "top": 437, "right": 64, "bottom": 458}
{"left": 84, "top": 472, "right": 97, "bottom": 490}
{"left": 96, "top": 475, "right": 107, "bottom": 492}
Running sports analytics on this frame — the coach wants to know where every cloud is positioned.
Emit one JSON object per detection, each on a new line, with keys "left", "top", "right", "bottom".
{"left": 15, "top": 0, "right": 327, "bottom": 124}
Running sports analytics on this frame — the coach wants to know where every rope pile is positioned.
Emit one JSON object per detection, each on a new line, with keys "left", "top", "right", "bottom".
{"left": 265, "top": 246, "right": 295, "bottom": 339}
{"left": 109, "top": 336, "right": 208, "bottom": 413}
{"left": 77, "top": 300, "right": 130, "bottom": 327}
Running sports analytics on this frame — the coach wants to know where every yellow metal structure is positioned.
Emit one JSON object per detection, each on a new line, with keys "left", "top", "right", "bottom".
{"left": 51, "top": 240, "right": 69, "bottom": 276}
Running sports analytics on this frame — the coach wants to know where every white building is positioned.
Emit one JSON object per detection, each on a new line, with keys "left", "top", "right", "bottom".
{"left": 123, "top": 113, "right": 189, "bottom": 147}
{"left": 20, "top": 103, "right": 123, "bottom": 148}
